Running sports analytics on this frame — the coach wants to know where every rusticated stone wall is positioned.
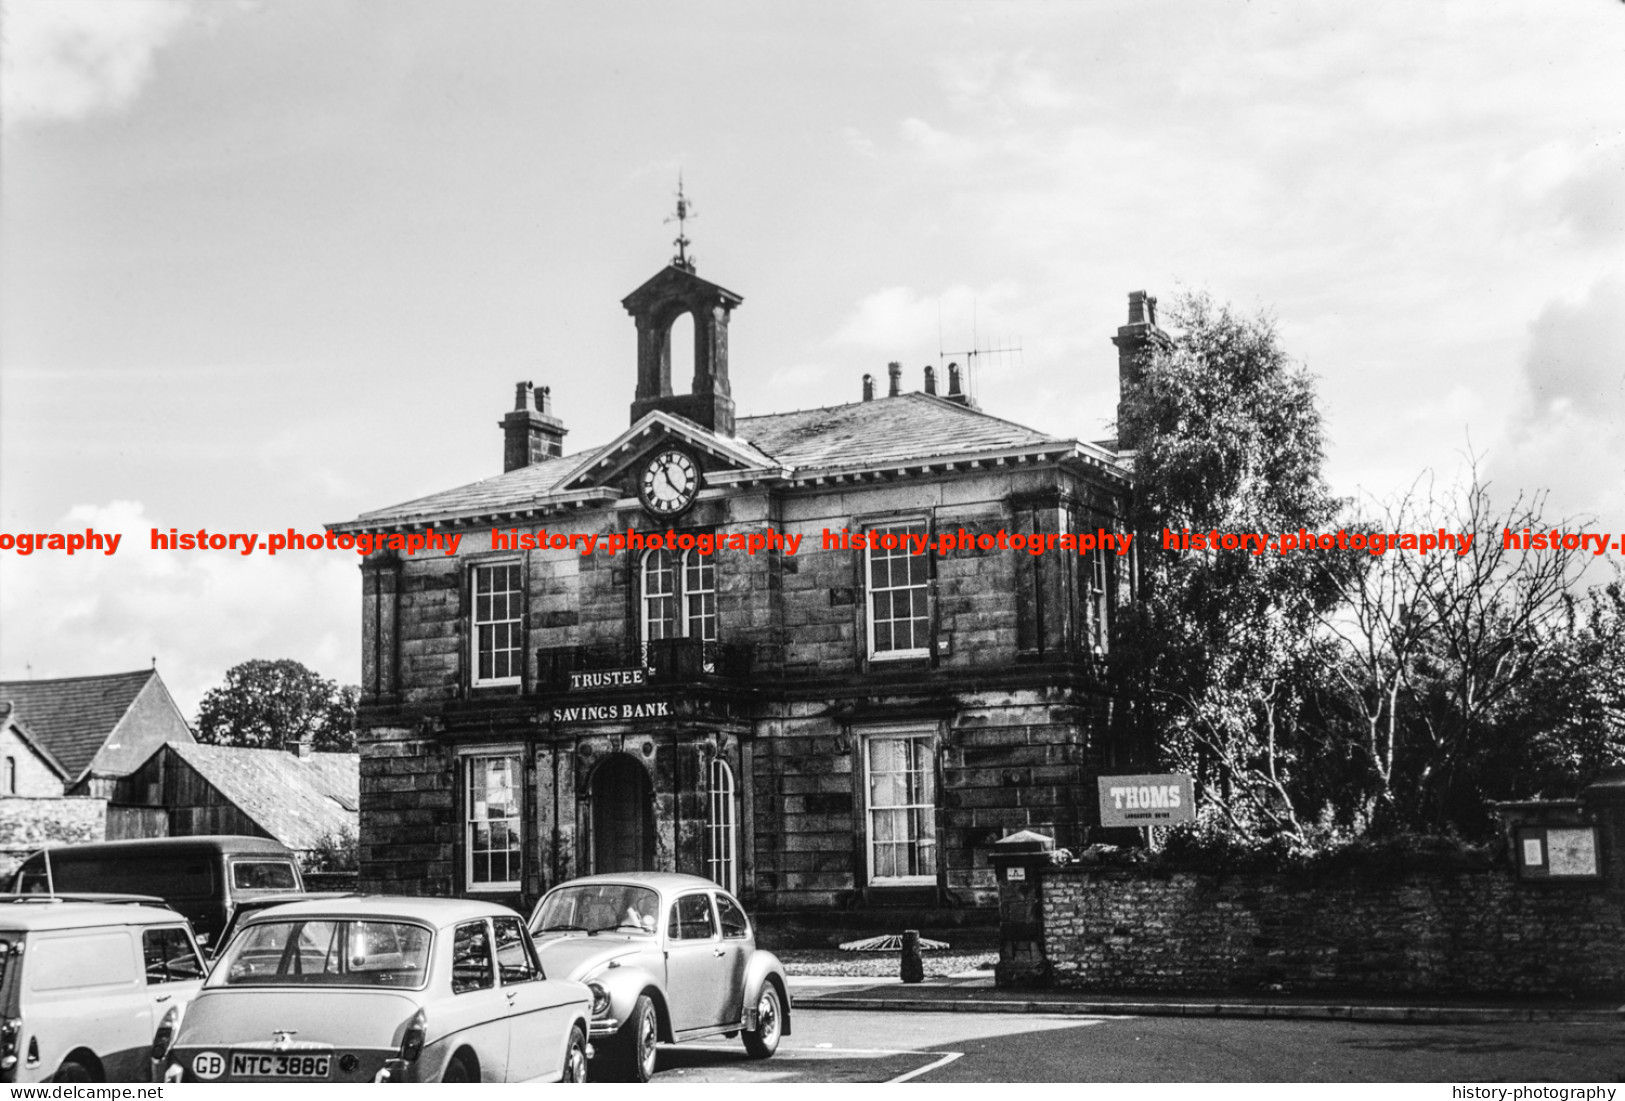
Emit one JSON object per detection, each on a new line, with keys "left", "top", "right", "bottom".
{"left": 1035, "top": 866, "right": 1625, "bottom": 997}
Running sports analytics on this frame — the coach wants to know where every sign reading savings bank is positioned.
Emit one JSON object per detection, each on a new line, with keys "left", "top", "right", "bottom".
{"left": 1097, "top": 773, "right": 1196, "bottom": 827}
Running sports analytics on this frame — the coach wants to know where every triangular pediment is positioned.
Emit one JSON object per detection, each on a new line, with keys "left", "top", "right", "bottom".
{"left": 555, "top": 411, "right": 784, "bottom": 494}
{"left": 621, "top": 263, "right": 743, "bottom": 315}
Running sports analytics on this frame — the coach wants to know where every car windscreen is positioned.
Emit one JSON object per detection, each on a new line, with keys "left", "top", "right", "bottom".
{"left": 230, "top": 861, "right": 299, "bottom": 891}
{"left": 213, "top": 919, "right": 431, "bottom": 989}
{"left": 532, "top": 884, "right": 660, "bottom": 935}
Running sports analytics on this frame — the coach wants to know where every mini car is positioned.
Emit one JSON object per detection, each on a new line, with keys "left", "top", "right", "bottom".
{"left": 0, "top": 900, "right": 205, "bottom": 1083}
{"left": 158, "top": 896, "right": 592, "bottom": 1083}
{"left": 528, "top": 872, "right": 790, "bottom": 1082}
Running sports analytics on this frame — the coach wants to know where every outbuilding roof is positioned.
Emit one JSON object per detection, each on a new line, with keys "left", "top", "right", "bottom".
{"left": 164, "top": 742, "right": 359, "bottom": 852}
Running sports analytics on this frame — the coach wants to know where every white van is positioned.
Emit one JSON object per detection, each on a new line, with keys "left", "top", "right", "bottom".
{"left": 0, "top": 901, "right": 205, "bottom": 1082}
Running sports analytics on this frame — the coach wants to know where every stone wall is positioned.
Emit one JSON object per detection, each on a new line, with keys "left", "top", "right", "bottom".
{"left": 1024, "top": 865, "right": 1624, "bottom": 998}
{"left": 0, "top": 796, "right": 107, "bottom": 879}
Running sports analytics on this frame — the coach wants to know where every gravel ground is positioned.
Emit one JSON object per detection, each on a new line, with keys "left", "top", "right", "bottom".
{"left": 777, "top": 948, "right": 997, "bottom": 978}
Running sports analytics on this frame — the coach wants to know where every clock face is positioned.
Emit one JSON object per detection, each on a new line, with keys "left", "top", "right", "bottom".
{"left": 638, "top": 448, "right": 701, "bottom": 517}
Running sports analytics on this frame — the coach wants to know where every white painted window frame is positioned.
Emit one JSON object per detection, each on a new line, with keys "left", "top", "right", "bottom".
{"left": 706, "top": 756, "right": 737, "bottom": 894}
{"left": 864, "top": 518, "right": 932, "bottom": 661}
{"left": 861, "top": 725, "right": 939, "bottom": 886}
{"left": 471, "top": 560, "right": 524, "bottom": 687}
{"left": 461, "top": 747, "right": 524, "bottom": 893}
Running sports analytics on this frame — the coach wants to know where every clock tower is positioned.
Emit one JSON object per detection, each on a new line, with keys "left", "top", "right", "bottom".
{"left": 621, "top": 186, "right": 743, "bottom": 436}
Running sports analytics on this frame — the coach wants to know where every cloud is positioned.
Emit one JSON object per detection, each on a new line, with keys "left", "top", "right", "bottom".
{"left": 1491, "top": 271, "right": 1625, "bottom": 531}
{"left": 0, "top": 499, "right": 356, "bottom": 719}
{"left": 0, "top": 0, "right": 194, "bottom": 127}
{"left": 832, "top": 282, "right": 1023, "bottom": 353}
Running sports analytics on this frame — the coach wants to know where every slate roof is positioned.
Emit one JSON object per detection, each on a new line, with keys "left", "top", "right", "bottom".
{"left": 0, "top": 702, "right": 70, "bottom": 779}
{"left": 738, "top": 392, "right": 1061, "bottom": 471}
{"left": 166, "top": 742, "right": 359, "bottom": 852}
{"left": 354, "top": 446, "right": 607, "bottom": 526}
{"left": 341, "top": 391, "right": 1111, "bottom": 530}
{"left": 0, "top": 670, "right": 159, "bottom": 780}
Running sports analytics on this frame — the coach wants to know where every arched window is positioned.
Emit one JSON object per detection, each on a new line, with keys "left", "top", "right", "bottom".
{"left": 641, "top": 547, "right": 716, "bottom": 645}
{"left": 706, "top": 756, "right": 737, "bottom": 893}
{"left": 4, "top": 756, "right": 15, "bottom": 795}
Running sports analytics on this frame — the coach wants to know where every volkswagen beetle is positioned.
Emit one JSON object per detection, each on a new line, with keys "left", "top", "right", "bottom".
{"left": 528, "top": 873, "right": 790, "bottom": 1082}
{"left": 157, "top": 897, "right": 592, "bottom": 1083}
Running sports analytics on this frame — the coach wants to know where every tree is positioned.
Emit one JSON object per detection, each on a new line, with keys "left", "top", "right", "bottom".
{"left": 1314, "top": 467, "right": 1595, "bottom": 834}
{"left": 1509, "top": 569, "right": 1625, "bottom": 795}
{"left": 195, "top": 659, "right": 358, "bottom": 752}
{"left": 1113, "top": 291, "right": 1345, "bottom": 835}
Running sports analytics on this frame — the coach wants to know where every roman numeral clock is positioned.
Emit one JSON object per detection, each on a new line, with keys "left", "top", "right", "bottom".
{"left": 638, "top": 447, "right": 700, "bottom": 518}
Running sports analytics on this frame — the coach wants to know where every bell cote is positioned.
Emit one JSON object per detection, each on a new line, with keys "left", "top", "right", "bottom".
{"left": 622, "top": 263, "right": 744, "bottom": 436}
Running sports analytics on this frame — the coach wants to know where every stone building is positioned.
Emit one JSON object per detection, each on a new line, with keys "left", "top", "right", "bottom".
{"left": 0, "top": 669, "right": 195, "bottom": 799}
{"left": 333, "top": 254, "right": 1163, "bottom": 936}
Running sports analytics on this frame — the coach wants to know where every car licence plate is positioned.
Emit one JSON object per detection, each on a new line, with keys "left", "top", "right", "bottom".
{"left": 230, "top": 1052, "right": 331, "bottom": 1079}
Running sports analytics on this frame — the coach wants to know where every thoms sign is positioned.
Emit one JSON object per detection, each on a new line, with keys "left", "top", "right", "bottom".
{"left": 1097, "top": 773, "right": 1195, "bottom": 827}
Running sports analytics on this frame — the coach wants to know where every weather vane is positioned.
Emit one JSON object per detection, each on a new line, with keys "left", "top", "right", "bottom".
{"left": 665, "top": 172, "right": 696, "bottom": 270}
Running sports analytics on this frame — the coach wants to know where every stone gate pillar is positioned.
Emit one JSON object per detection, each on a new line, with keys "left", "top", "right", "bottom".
{"left": 990, "top": 830, "right": 1055, "bottom": 987}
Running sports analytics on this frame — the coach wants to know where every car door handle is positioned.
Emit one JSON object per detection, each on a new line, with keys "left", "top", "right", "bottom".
{"left": 712, "top": 948, "right": 725, "bottom": 957}
{"left": 506, "top": 990, "right": 518, "bottom": 1001}
{"left": 156, "top": 994, "right": 172, "bottom": 1003}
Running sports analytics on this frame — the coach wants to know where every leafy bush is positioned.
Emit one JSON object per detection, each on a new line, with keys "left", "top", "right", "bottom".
{"left": 304, "top": 825, "right": 359, "bottom": 873}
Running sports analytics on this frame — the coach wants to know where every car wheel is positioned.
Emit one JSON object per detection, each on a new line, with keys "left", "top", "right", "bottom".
{"left": 441, "top": 1053, "right": 473, "bottom": 1083}
{"left": 742, "top": 984, "right": 782, "bottom": 1059}
{"left": 562, "top": 1024, "right": 589, "bottom": 1083}
{"left": 54, "top": 1060, "right": 95, "bottom": 1083}
{"left": 607, "top": 994, "right": 659, "bottom": 1083}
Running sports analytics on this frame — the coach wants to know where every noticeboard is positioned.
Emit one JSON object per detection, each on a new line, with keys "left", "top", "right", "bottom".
{"left": 1515, "top": 825, "right": 1601, "bottom": 880}
{"left": 1097, "top": 773, "right": 1195, "bottom": 828}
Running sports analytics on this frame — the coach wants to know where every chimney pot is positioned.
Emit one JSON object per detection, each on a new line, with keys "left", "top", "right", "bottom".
{"left": 923, "top": 365, "right": 937, "bottom": 395}
{"left": 502, "top": 381, "right": 568, "bottom": 470}
{"left": 1113, "top": 289, "right": 1168, "bottom": 451}
{"left": 862, "top": 374, "right": 875, "bottom": 402}
{"left": 1127, "top": 291, "right": 1149, "bottom": 325}
{"left": 887, "top": 361, "right": 902, "bottom": 397}
{"left": 947, "top": 362, "right": 962, "bottom": 396}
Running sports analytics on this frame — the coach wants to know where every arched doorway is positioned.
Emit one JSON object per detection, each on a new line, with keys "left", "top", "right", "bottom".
{"left": 591, "top": 753, "right": 655, "bottom": 874}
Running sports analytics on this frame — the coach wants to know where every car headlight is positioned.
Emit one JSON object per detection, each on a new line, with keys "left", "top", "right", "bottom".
{"left": 587, "top": 982, "right": 611, "bottom": 1018}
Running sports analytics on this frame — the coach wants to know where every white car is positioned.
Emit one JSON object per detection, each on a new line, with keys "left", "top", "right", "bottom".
{"left": 0, "top": 900, "right": 205, "bottom": 1082}
{"left": 158, "top": 896, "right": 592, "bottom": 1083}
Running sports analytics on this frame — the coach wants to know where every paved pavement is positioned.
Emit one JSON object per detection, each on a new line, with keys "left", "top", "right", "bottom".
{"left": 788, "top": 973, "right": 1625, "bottom": 1024}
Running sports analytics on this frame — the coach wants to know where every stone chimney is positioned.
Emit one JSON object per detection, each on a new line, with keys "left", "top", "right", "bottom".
{"left": 292, "top": 737, "right": 312, "bottom": 759}
{"left": 941, "top": 361, "right": 978, "bottom": 409}
{"left": 923, "top": 365, "right": 937, "bottom": 395}
{"left": 1110, "top": 291, "right": 1170, "bottom": 451}
{"left": 862, "top": 374, "right": 875, "bottom": 401}
{"left": 502, "top": 381, "right": 568, "bottom": 472}
{"left": 887, "top": 361, "right": 902, "bottom": 397}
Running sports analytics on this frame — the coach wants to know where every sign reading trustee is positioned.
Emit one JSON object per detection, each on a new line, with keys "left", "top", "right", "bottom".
{"left": 1097, "top": 773, "right": 1195, "bottom": 827}
{"left": 555, "top": 665, "right": 670, "bottom": 722}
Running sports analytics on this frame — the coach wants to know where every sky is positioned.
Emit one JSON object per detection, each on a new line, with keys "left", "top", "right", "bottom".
{"left": 2, "top": 0, "right": 1622, "bottom": 719}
